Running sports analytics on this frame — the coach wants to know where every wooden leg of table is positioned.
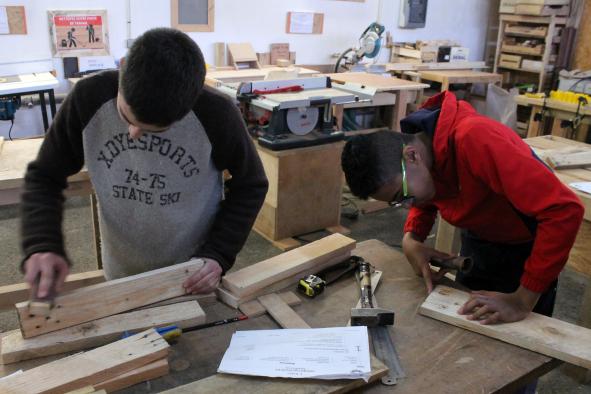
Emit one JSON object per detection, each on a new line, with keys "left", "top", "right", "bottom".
{"left": 90, "top": 193, "right": 102, "bottom": 269}
{"left": 434, "top": 217, "right": 461, "bottom": 255}
{"left": 392, "top": 90, "right": 410, "bottom": 131}
{"left": 550, "top": 117, "right": 568, "bottom": 138}
{"left": 441, "top": 79, "right": 450, "bottom": 92}
{"left": 333, "top": 104, "right": 344, "bottom": 131}
{"left": 527, "top": 109, "right": 542, "bottom": 138}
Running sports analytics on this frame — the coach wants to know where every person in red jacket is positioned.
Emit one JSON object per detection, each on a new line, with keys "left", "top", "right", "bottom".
{"left": 341, "top": 91, "right": 584, "bottom": 324}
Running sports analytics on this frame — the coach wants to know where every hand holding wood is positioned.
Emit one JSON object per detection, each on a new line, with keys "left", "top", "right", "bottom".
{"left": 182, "top": 258, "right": 222, "bottom": 294}
{"left": 457, "top": 286, "right": 541, "bottom": 325}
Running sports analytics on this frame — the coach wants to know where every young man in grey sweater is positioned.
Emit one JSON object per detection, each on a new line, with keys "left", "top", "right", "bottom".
{"left": 21, "top": 28, "right": 268, "bottom": 298}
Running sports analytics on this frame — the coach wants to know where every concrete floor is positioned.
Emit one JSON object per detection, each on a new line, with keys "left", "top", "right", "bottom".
{"left": 0, "top": 195, "right": 589, "bottom": 393}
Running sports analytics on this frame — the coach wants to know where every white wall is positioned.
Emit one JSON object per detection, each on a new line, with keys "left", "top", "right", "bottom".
{"left": 0, "top": 0, "right": 491, "bottom": 90}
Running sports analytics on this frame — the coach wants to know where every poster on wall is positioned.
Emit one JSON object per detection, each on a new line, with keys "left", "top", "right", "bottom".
{"left": 47, "top": 10, "right": 109, "bottom": 57}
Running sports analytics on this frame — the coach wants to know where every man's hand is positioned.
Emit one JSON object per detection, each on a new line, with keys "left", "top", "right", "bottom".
{"left": 24, "top": 252, "right": 69, "bottom": 299}
{"left": 457, "top": 286, "right": 541, "bottom": 325}
{"left": 402, "top": 232, "right": 455, "bottom": 293}
{"left": 183, "top": 258, "right": 222, "bottom": 294}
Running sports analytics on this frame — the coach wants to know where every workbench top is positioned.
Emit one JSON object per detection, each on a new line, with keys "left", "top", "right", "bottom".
{"left": 1, "top": 240, "right": 554, "bottom": 393}
{"left": 324, "top": 72, "right": 429, "bottom": 92}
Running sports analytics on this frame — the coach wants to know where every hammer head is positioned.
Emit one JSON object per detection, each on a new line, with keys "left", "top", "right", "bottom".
{"left": 350, "top": 307, "right": 394, "bottom": 327}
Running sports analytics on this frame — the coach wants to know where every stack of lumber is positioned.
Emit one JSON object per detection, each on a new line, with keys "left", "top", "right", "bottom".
{"left": 0, "top": 328, "right": 169, "bottom": 393}
{"left": 216, "top": 234, "right": 356, "bottom": 310}
{"left": 0, "top": 260, "right": 209, "bottom": 392}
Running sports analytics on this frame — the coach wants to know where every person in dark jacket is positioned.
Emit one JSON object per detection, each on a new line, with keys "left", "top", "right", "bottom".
{"left": 341, "top": 91, "right": 584, "bottom": 324}
{"left": 21, "top": 28, "right": 268, "bottom": 299}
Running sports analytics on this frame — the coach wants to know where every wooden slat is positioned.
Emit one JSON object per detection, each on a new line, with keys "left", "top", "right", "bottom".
{"left": 217, "top": 251, "right": 351, "bottom": 308}
{"left": 0, "top": 270, "right": 105, "bottom": 311}
{"left": 222, "top": 234, "right": 355, "bottom": 297}
{"left": 135, "top": 293, "right": 217, "bottom": 310}
{"left": 93, "top": 358, "right": 169, "bottom": 392}
{"left": 420, "top": 286, "right": 591, "bottom": 369}
{"left": 239, "top": 291, "right": 301, "bottom": 318}
{"left": 547, "top": 151, "right": 591, "bottom": 170}
{"left": 160, "top": 355, "right": 387, "bottom": 394}
{"left": 16, "top": 260, "right": 204, "bottom": 338}
{"left": 0, "top": 328, "right": 169, "bottom": 393}
{"left": 2, "top": 301, "right": 205, "bottom": 364}
{"left": 257, "top": 293, "right": 310, "bottom": 329}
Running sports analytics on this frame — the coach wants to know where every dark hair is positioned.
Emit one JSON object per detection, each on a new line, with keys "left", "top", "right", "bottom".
{"left": 341, "top": 130, "right": 414, "bottom": 199}
{"left": 120, "top": 28, "right": 205, "bottom": 127}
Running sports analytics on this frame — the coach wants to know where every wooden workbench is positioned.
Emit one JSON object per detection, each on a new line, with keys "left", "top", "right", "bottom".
{"left": 0, "top": 240, "right": 557, "bottom": 393}
{"left": 0, "top": 138, "right": 91, "bottom": 205}
{"left": 416, "top": 70, "right": 503, "bottom": 92}
{"left": 515, "top": 95, "right": 591, "bottom": 142}
{"left": 325, "top": 72, "right": 429, "bottom": 132}
{"left": 0, "top": 138, "right": 100, "bottom": 265}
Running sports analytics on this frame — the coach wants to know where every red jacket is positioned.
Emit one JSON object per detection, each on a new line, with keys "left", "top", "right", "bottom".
{"left": 403, "top": 92, "right": 584, "bottom": 292}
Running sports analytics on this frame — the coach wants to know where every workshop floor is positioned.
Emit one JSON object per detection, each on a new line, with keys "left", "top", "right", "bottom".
{"left": 0, "top": 195, "right": 589, "bottom": 393}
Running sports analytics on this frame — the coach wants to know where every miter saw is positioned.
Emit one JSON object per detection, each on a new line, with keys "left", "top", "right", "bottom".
{"left": 334, "top": 22, "right": 385, "bottom": 73}
{"left": 216, "top": 76, "right": 375, "bottom": 150}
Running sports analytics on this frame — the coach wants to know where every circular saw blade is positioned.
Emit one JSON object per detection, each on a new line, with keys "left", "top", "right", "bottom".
{"left": 286, "top": 107, "right": 319, "bottom": 136}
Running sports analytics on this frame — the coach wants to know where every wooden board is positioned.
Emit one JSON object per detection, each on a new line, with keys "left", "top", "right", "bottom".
{"left": 420, "top": 285, "right": 591, "bottom": 369}
{"left": 257, "top": 293, "right": 310, "bottom": 329}
{"left": 0, "top": 270, "right": 105, "bottom": 311}
{"left": 0, "top": 328, "right": 169, "bottom": 393}
{"left": 136, "top": 293, "right": 217, "bottom": 310}
{"left": 239, "top": 291, "right": 301, "bottom": 318}
{"left": 2, "top": 301, "right": 204, "bottom": 364}
{"left": 574, "top": 0, "right": 591, "bottom": 70}
{"left": 270, "top": 43, "right": 290, "bottom": 65}
{"left": 222, "top": 234, "right": 355, "bottom": 297}
{"left": 325, "top": 72, "right": 428, "bottom": 92}
{"left": 94, "top": 358, "right": 169, "bottom": 392}
{"left": 159, "top": 355, "right": 387, "bottom": 394}
{"left": 1, "top": 6, "right": 27, "bottom": 35}
{"left": 547, "top": 150, "right": 591, "bottom": 169}
{"left": 217, "top": 251, "right": 351, "bottom": 308}
{"left": 16, "top": 260, "right": 204, "bottom": 338}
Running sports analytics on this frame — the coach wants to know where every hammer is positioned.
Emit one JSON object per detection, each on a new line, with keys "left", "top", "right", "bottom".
{"left": 429, "top": 256, "right": 473, "bottom": 274}
{"left": 350, "top": 260, "right": 394, "bottom": 327}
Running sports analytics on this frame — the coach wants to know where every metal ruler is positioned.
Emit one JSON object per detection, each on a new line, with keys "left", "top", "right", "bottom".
{"left": 369, "top": 326, "right": 406, "bottom": 385}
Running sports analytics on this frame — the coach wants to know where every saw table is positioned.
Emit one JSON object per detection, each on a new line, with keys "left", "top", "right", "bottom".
{"left": 0, "top": 240, "right": 560, "bottom": 393}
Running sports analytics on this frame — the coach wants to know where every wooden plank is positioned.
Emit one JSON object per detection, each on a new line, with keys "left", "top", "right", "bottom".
{"left": 93, "top": 358, "right": 169, "bottom": 393}
{"left": 0, "top": 270, "right": 105, "bottom": 311}
{"left": 270, "top": 43, "right": 290, "bottom": 65}
{"left": 257, "top": 293, "right": 310, "bottom": 329}
{"left": 159, "top": 355, "right": 387, "bottom": 394}
{"left": 419, "top": 285, "right": 591, "bottom": 369}
{"left": 214, "top": 42, "right": 226, "bottom": 67}
{"left": 239, "top": 291, "right": 301, "bottom": 318}
{"left": 16, "top": 260, "right": 204, "bottom": 338}
{"left": 325, "top": 72, "right": 429, "bottom": 91}
{"left": 217, "top": 251, "right": 352, "bottom": 308}
{"left": 2, "top": 301, "right": 204, "bottom": 364}
{"left": 547, "top": 150, "right": 591, "bottom": 169}
{"left": 0, "top": 328, "right": 169, "bottom": 393}
{"left": 222, "top": 234, "right": 355, "bottom": 297}
{"left": 136, "top": 293, "right": 217, "bottom": 310}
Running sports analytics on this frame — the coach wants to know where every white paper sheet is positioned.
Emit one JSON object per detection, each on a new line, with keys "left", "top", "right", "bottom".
{"left": 0, "top": 7, "right": 10, "bottom": 34}
{"left": 289, "top": 12, "right": 314, "bottom": 34}
{"left": 218, "top": 326, "right": 372, "bottom": 381}
{"left": 570, "top": 182, "right": 591, "bottom": 195}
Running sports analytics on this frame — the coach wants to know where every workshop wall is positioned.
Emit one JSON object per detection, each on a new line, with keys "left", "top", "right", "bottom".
{"left": 0, "top": 0, "right": 490, "bottom": 87}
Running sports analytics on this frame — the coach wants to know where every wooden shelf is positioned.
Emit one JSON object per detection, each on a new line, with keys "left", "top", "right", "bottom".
{"left": 504, "top": 31, "right": 547, "bottom": 38}
{"left": 498, "top": 65, "right": 542, "bottom": 74}
{"left": 501, "top": 49, "right": 544, "bottom": 57}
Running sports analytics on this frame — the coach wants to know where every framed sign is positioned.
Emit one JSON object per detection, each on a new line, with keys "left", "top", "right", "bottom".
{"left": 171, "top": 0, "right": 214, "bottom": 32}
{"left": 47, "top": 10, "right": 109, "bottom": 57}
